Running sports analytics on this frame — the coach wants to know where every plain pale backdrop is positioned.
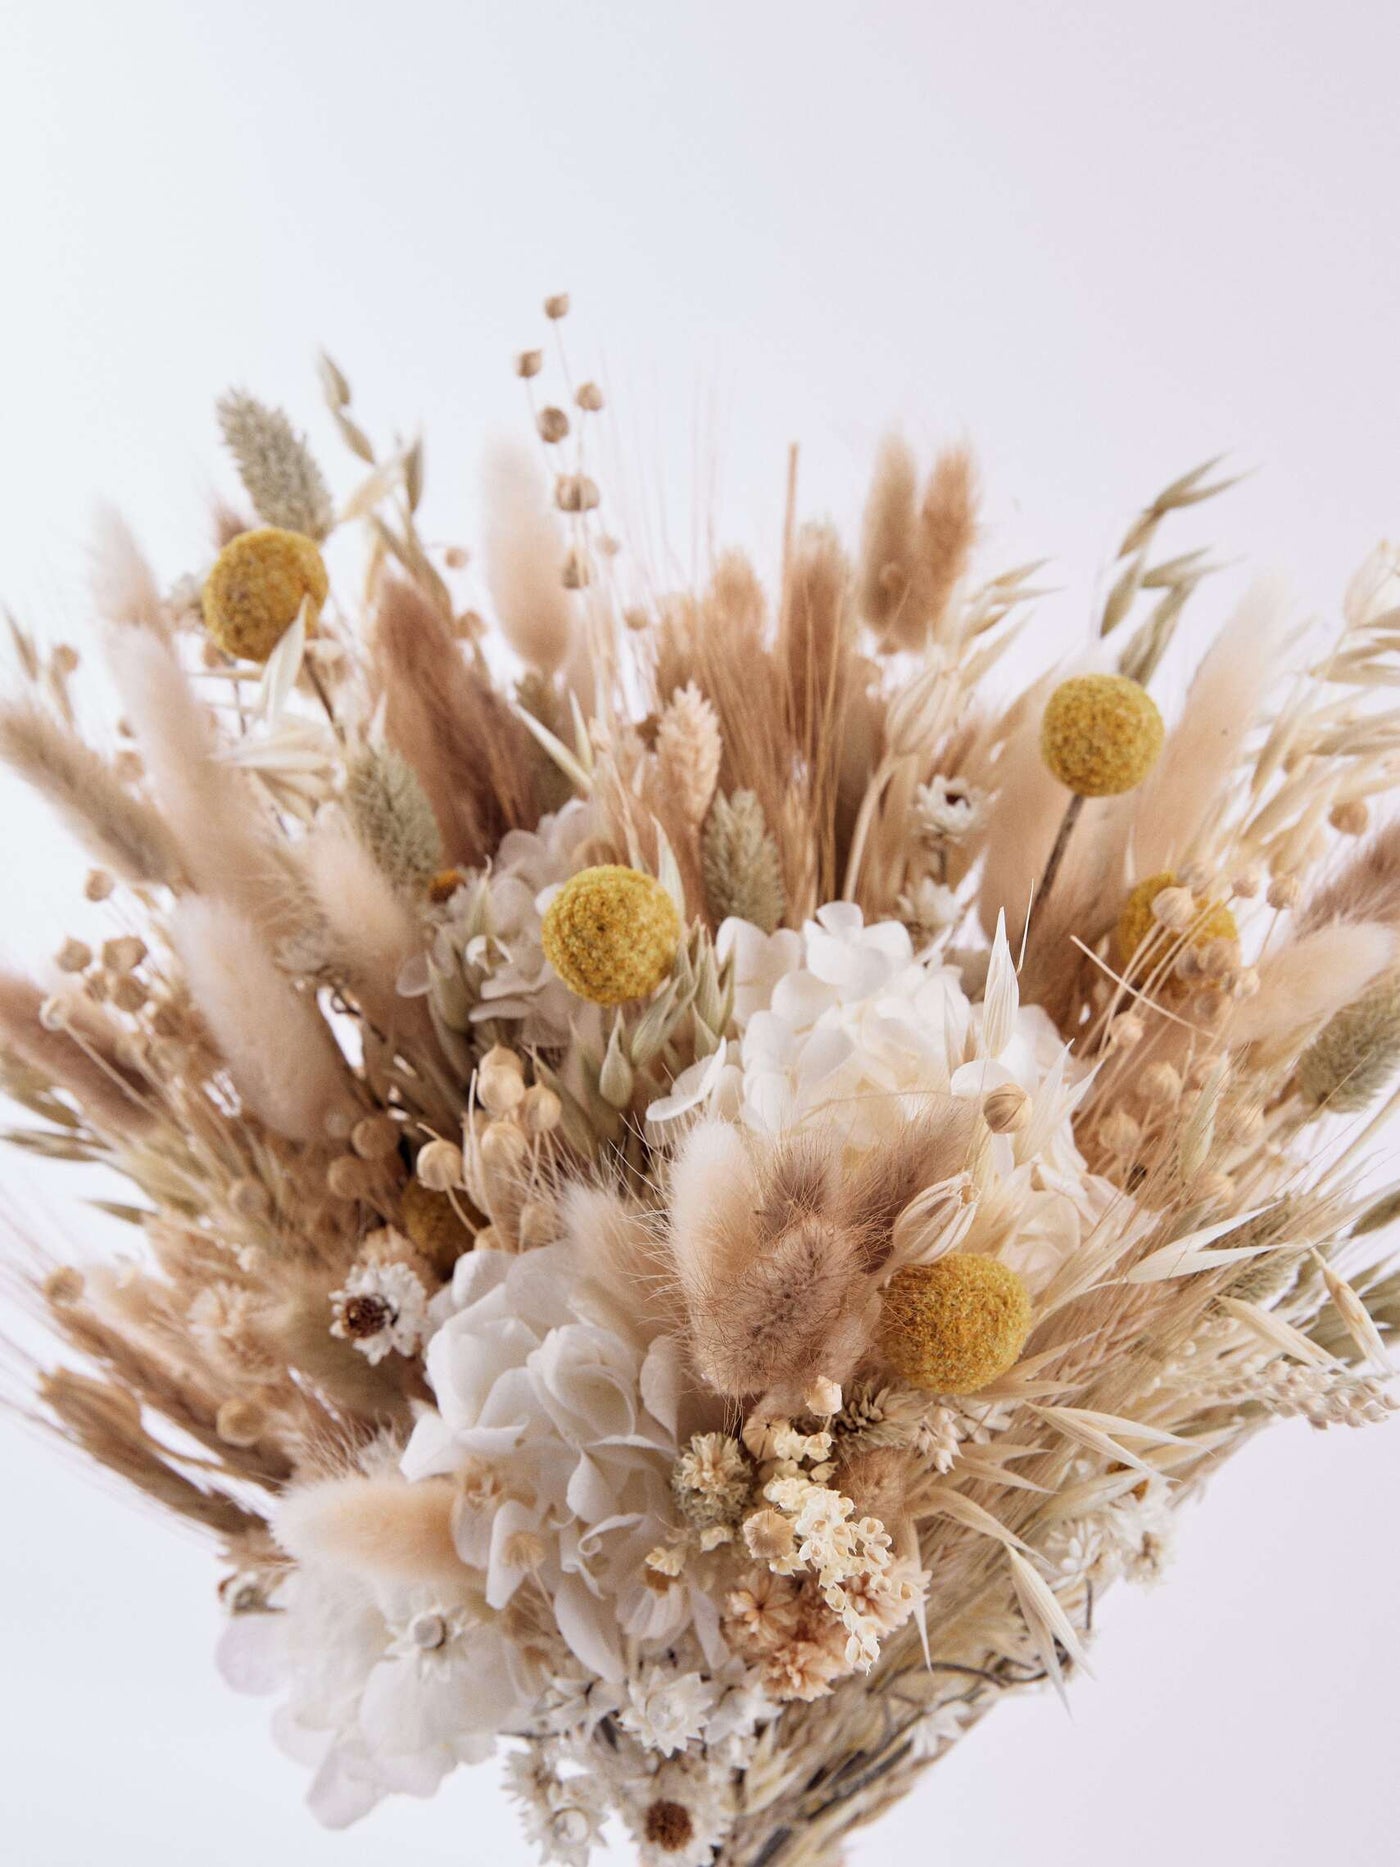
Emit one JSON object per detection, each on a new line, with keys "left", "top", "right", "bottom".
{"left": 1, "top": 4, "right": 1397, "bottom": 1863}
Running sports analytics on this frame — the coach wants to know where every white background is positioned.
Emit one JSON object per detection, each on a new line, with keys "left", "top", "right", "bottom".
{"left": 1, "top": 4, "right": 1398, "bottom": 1862}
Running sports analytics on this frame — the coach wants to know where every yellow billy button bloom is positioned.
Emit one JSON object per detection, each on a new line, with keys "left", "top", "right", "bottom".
{"left": 1041, "top": 673, "right": 1164, "bottom": 797}
{"left": 1116, "top": 870, "right": 1238, "bottom": 967}
{"left": 540, "top": 865, "right": 682, "bottom": 1006}
{"left": 877, "top": 1254, "right": 1033, "bottom": 1395}
{"left": 202, "top": 526, "right": 328, "bottom": 662}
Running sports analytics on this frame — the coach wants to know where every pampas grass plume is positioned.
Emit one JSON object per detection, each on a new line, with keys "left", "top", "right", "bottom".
{"left": 170, "top": 897, "right": 354, "bottom": 1143}
{"left": 0, "top": 701, "right": 182, "bottom": 886}
{"left": 106, "top": 628, "right": 302, "bottom": 939}
{"left": 482, "top": 441, "right": 575, "bottom": 676}
{"left": 276, "top": 1475, "right": 465, "bottom": 1586}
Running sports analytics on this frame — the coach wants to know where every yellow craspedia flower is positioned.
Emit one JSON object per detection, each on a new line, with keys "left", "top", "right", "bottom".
{"left": 541, "top": 865, "right": 681, "bottom": 1006}
{"left": 877, "top": 1254, "right": 1032, "bottom": 1395}
{"left": 202, "top": 526, "right": 328, "bottom": 662}
{"left": 1041, "top": 673, "right": 1164, "bottom": 797}
{"left": 1116, "top": 871, "right": 1238, "bottom": 965}
{"left": 400, "top": 1178, "right": 473, "bottom": 1275}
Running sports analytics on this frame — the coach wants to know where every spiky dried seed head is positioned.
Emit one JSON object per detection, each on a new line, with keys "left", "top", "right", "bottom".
{"left": 1041, "top": 674, "right": 1164, "bottom": 797}
{"left": 516, "top": 349, "right": 544, "bottom": 378}
{"left": 537, "top": 406, "right": 570, "bottom": 444}
{"left": 543, "top": 294, "right": 570, "bottom": 320}
{"left": 576, "top": 381, "right": 604, "bottom": 412}
{"left": 1297, "top": 972, "right": 1400, "bottom": 1114}
{"left": 877, "top": 1255, "right": 1032, "bottom": 1394}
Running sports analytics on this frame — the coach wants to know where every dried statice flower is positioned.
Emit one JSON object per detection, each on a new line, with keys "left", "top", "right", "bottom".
{"left": 671, "top": 1431, "right": 752, "bottom": 1540}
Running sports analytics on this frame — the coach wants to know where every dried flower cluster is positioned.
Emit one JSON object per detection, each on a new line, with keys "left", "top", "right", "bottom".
{"left": 2, "top": 299, "right": 1397, "bottom": 1867}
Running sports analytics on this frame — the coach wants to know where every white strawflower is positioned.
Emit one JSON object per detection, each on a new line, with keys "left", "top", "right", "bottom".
{"left": 217, "top": 1567, "right": 535, "bottom": 1828}
{"left": 329, "top": 1260, "right": 430, "bottom": 1364}
{"left": 618, "top": 1663, "right": 718, "bottom": 1756}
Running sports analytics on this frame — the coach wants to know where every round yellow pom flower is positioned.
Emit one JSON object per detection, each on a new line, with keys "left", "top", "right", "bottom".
{"left": 400, "top": 1178, "right": 473, "bottom": 1275}
{"left": 1040, "top": 673, "right": 1164, "bottom": 797}
{"left": 877, "top": 1254, "right": 1032, "bottom": 1395}
{"left": 1116, "top": 871, "right": 1238, "bottom": 966}
{"left": 541, "top": 865, "right": 681, "bottom": 1005}
{"left": 202, "top": 526, "right": 328, "bottom": 662}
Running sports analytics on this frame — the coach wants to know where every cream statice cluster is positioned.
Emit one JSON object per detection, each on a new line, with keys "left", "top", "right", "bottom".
{"left": 5, "top": 311, "right": 1399, "bottom": 1867}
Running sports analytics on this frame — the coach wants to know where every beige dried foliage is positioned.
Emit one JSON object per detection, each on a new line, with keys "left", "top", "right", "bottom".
{"left": 372, "top": 578, "right": 538, "bottom": 868}
{"left": 911, "top": 444, "right": 979, "bottom": 648}
{"left": 40, "top": 1368, "right": 258, "bottom": 1537}
{"left": 0, "top": 973, "right": 153, "bottom": 1133}
{"left": 1301, "top": 820, "right": 1400, "bottom": 934}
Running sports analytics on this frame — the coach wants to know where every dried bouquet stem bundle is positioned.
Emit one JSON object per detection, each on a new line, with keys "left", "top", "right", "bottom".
{"left": 2, "top": 298, "right": 1397, "bottom": 1867}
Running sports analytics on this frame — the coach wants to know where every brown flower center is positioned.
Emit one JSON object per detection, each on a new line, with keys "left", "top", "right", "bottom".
{"left": 644, "top": 1798, "right": 695, "bottom": 1851}
{"left": 340, "top": 1293, "right": 393, "bottom": 1338}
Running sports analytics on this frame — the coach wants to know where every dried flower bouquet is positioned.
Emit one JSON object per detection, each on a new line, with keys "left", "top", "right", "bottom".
{"left": 3, "top": 298, "right": 1398, "bottom": 1867}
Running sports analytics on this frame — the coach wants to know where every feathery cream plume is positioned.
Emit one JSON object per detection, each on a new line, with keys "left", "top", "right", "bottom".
{"left": 106, "top": 629, "right": 304, "bottom": 940}
{"left": 1226, "top": 921, "right": 1397, "bottom": 1050}
{"left": 301, "top": 822, "right": 428, "bottom": 1040}
{"left": 859, "top": 435, "right": 919, "bottom": 645}
{"left": 275, "top": 1475, "right": 465, "bottom": 1586}
{"left": 169, "top": 897, "right": 354, "bottom": 1143}
{"left": 481, "top": 441, "right": 575, "bottom": 676}
{"left": 90, "top": 508, "right": 169, "bottom": 636}
{"left": 1300, "top": 820, "right": 1400, "bottom": 934}
{"left": 1133, "top": 578, "right": 1288, "bottom": 873}
{"left": 0, "top": 701, "right": 181, "bottom": 886}
{"left": 911, "top": 443, "right": 979, "bottom": 648}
